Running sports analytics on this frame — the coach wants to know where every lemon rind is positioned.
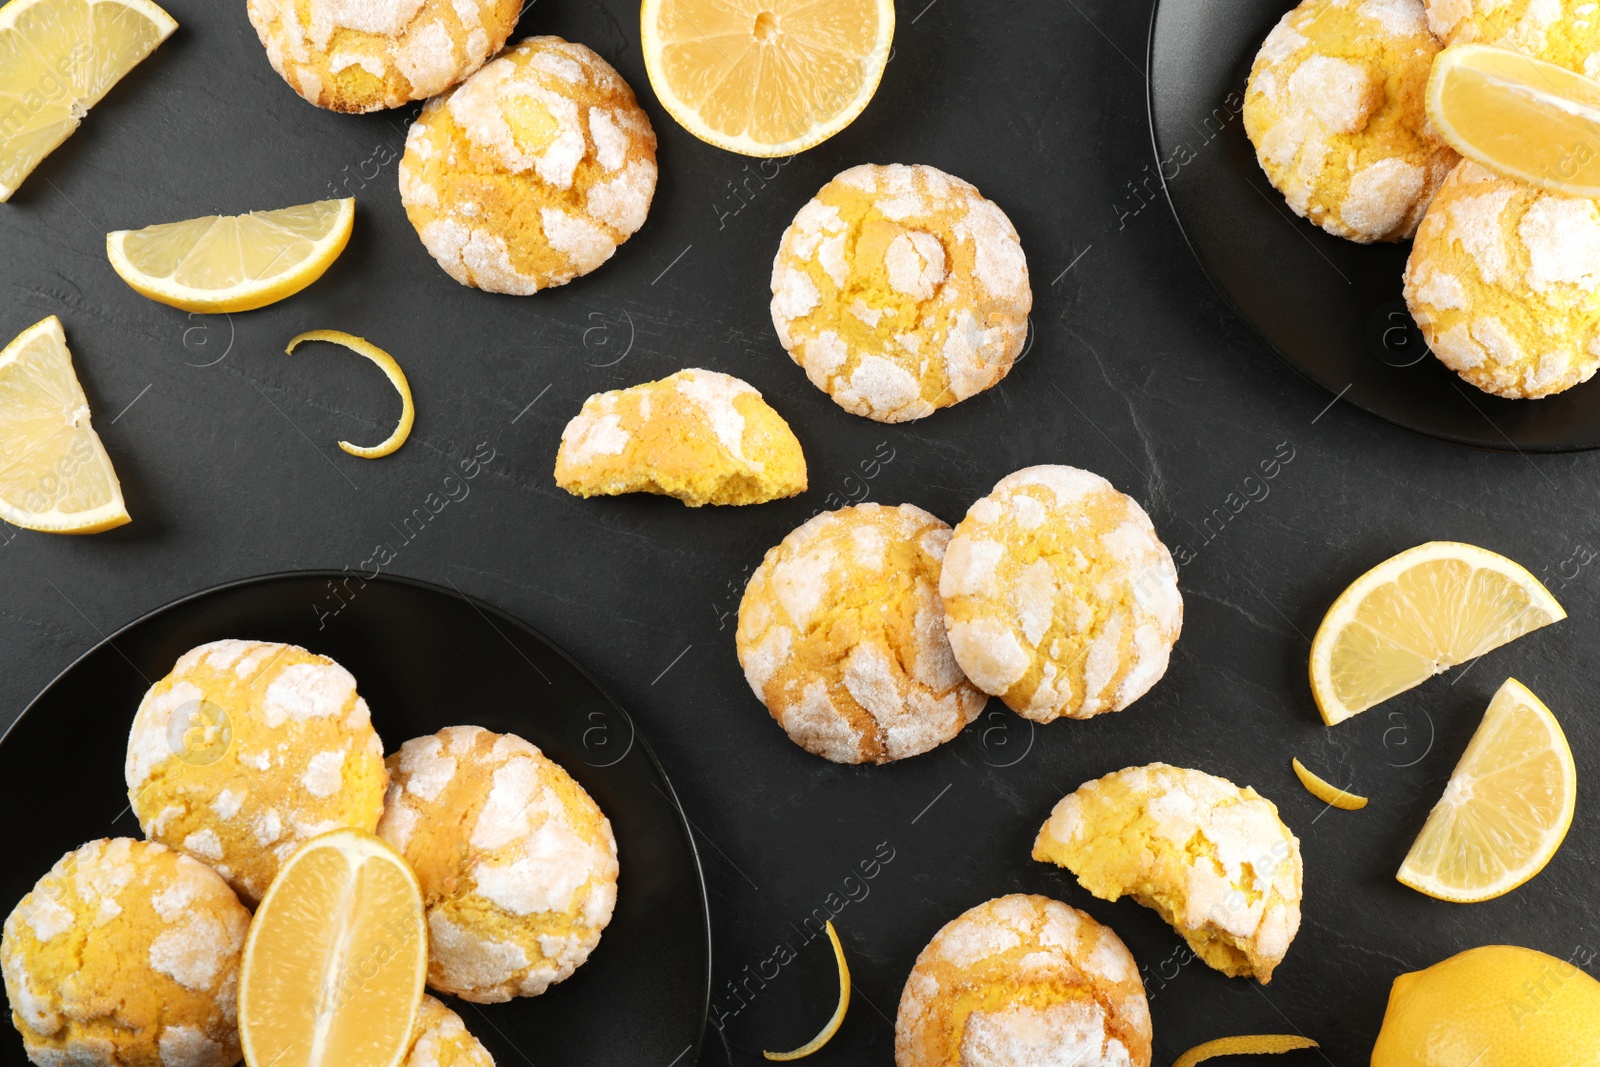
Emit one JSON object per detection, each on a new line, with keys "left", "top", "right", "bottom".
{"left": 284, "top": 329, "right": 414, "bottom": 459}
{"left": 1290, "top": 758, "right": 1368, "bottom": 811}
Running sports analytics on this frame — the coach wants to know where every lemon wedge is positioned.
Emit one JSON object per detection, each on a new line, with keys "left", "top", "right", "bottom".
{"left": 1427, "top": 43, "right": 1600, "bottom": 198}
{"left": 641, "top": 0, "right": 894, "bottom": 157}
{"left": 239, "top": 829, "right": 427, "bottom": 1067}
{"left": 0, "top": 315, "right": 128, "bottom": 533}
{"left": 106, "top": 197, "right": 354, "bottom": 313}
{"left": 1397, "top": 678, "right": 1576, "bottom": 903}
{"left": 1174, "top": 1035, "right": 1320, "bottom": 1067}
{"left": 0, "top": 0, "right": 176, "bottom": 201}
{"left": 1309, "top": 542, "right": 1563, "bottom": 725}
{"left": 285, "top": 330, "right": 414, "bottom": 459}
{"left": 764, "top": 920, "right": 849, "bottom": 1061}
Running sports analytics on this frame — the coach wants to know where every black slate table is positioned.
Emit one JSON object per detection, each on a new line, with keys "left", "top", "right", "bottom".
{"left": 1, "top": 1, "right": 1596, "bottom": 1064}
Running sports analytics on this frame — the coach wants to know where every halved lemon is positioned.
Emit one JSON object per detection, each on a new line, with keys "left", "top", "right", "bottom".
{"left": 106, "top": 197, "right": 354, "bottom": 313}
{"left": 0, "top": 316, "right": 128, "bottom": 533}
{"left": 239, "top": 829, "right": 427, "bottom": 1067}
{"left": 1426, "top": 43, "right": 1600, "bottom": 198}
{"left": 0, "top": 0, "right": 176, "bottom": 201}
{"left": 1397, "top": 678, "right": 1576, "bottom": 903}
{"left": 640, "top": 0, "right": 894, "bottom": 157}
{"left": 1309, "top": 542, "right": 1563, "bottom": 725}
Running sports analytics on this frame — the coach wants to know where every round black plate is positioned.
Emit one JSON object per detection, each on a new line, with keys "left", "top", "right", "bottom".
{"left": 1148, "top": 0, "right": 1600, "bottom": 452}
{"left": 0, "top": 572, "right": 709, "bottom": 1066}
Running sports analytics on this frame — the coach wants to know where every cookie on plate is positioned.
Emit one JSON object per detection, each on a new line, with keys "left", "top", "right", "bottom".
{"left": 1034, "top": 763, "right": 1303, "bottom": 983}
{"left": 1426, "top": 0, "right": 1600, "bottom": 73}
{"left": 247, "top": 0, "right": 519, "bottom": 113}
{"left": 1244, "top": 0, "right": 1458, "bottom": 242}
{"left": 125, "top": 639, "right": 388, "bottom": 905}
{"left": 894, "top": 893, "right": 1152, "bottom": 1067}
{"left": 2, "top": 838, "right": 249, "bottom": 1067}
{"left": 940, "top": 465, "right": 1181, "bottom": 723}
{"left": 737, "top": 503, "right": 986, "bottom": 764}
{"left": 1404, "top": 160, "right": 1600, "bottom": 398}
{"left": 554, "top": 368, "right": 807, "bottom": 507}
{"left": 404, "top": 995, "right": 495, "bottom": 1067}
{"left": 400, "top": 36, "right": 658, "bottom": 294}
{"left": 770, "top": 163, "right": 1032, "bottom": 423}
{"left": 378, "top": 726, "right": 618, "bottom": 1002}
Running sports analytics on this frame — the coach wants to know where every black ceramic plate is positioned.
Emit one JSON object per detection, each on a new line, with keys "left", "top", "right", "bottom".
{"left": 1148, "top": 0, "right": 1600, "bottom": 452}
{"left": 0, "top": 572, "right": 708, "bottom": 1066}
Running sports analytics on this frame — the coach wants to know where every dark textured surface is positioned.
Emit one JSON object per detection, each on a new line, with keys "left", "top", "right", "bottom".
{"left": 0, "top": 0, "right": 1596, "bottom": 1064}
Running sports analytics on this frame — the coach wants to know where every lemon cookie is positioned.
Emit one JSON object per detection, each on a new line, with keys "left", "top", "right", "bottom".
{"left": 400, "top": 36, "right": 658, "bottom": 294}
{"left": 1244, "top": 0, "right": 1458, "bottom": 242}
{"left": 1404, "top": 160, "right": 1600, "bottom": 397}
{"left": 894, "top": 893, "right": 1152, "bottom": 1067}
{"left": 1427, "top": 0, "right": 1600, "bottom": 73}
{"left": 125, "top": 639, "right": 388, "bottom": 905}
{"left": 770, "top": 163, "right": 1032, "bottom": 423}
{"left": 377, "top": 726, "right": 618, "bottom": 1002}
{"left": 940, "top": 465, "right": 1181, "bottom": 724}
{"left": 554, "top": 368, "right": 807, "bottom": 507}
{"left": 247, "top": 0, "right": 520, "bottom": 113}
{"left": 1034, "top": 763, "right": 1303, "bottom": 984}
{"left": 2, "top": 838, "right": 249, "bottom": 1067}
{"left": 736, "top": 504, "right": 985, "bottom": 764}
{"left": 405, "top": 995, "right": 495, "bottom": 1067}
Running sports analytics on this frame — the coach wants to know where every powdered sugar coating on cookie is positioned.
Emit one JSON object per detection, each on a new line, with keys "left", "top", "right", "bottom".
{"left": 403, "top": 994, "right": 495, "bottom": 1067}
{"left": 1427, "top": 0, "right": 1600, "bottom": 75}
{"left": 737, "top": 503, "right": 986, "bottom": 764}
{"left": 770, "top": 163, "right": 1032, "bottom": 423}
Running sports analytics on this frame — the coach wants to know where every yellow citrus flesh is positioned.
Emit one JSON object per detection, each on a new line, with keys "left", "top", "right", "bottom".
{"left": 0, "top": 0, "right": 176, "bottom": 201}
{"left": 1291, "top": 758, "right": 1368, "bottom": 811}
{"left": 1372, "top": 945, "right": 1600, "bottom": 1067}
{"left": 1173, "top": 1035, "right": 1320, "bottom": 1067}
{"left": 1397, "top": 678, "right": 1575, "bottom": 903}
{"left": 285, "top": 330, "right": 414, "bottom": 459}
{"left": 1309, "top": 542, "right": 1563, "bottom": 725}
{"left": 106, "top": 197, "right": 354, "bottom": 313}
{"left": 1426, "top": 43, "right": 1600, "bottom": 198}
{"left": 0, "top": 315, "right": 128, "bottom": 533}
{"left": 764, "top": 921, "right": 850, "bottom": 1061}
{"left": 239, "top": 829, "right": 426, "bottom": 1067}
{"left": 640, "top": 0, "right": 894, "bottom": 157}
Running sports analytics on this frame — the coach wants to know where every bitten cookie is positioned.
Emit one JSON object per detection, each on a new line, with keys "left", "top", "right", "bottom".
{"left": 1034, "top": 763, "right": 1304, "bottom": 983}
{"left": 378, "top": 726, "right": 618, "bottom": 1002}
{"left": 125, "top": 639, "right": 388, "bottom": 905}
{"left": 247, "top": 0, "right": 519, "bottom": 113}
{"left": 894, "top": 893, "right": 1152, "bottom": 1067}
{"left": 940, "top": 465, "right": 1181, "bottom": 723}
{"left": 400, "top": 36, "right": 658, "bottom": 294}
{"left": 1244, "top": 0, "right": 1457, "bottom": 242}
{"left": 737, "top": 503, "right": 986, "bottom": 764}
{"left": 1405, "top": 160, "right": 1600, "bottom": 397}
{"left": 770, "top": 163, "right": 1032, "bottom": 422}
{"left": 1427, "top": 0, "right": 1600, "bottom": 74}
{"left": 2, "top": 839, "right": 249, "bottom": 1067}
{"left": 555, "top": 369, "right": 807, "bottom": 506}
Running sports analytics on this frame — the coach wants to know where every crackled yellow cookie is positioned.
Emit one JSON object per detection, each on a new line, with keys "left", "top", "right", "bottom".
{"left": 1034, "top": 763, "right": 1303, "bottom": 984}
{"left": 895, "top": 894, "right": 1152, "bottom": 1067}
{"left": 2, "top": 838, "right": 249, "bottom": 1067}
{"left": 770, "top": 163, "right": 1032, "bottom": 423}
{"left": 940, "top": 465, "right": 1181, "bottom": 723}
{"left": 1427, "top": 0, "right": 1600, "bottom": 73}
{"left": 1404, "top": 160, "right": 1600, "bottom": 397}
{"left": 1244, "top": 0, "right": 1458, "bottom": 242}
{"left": 400, "top": 36, "right": 658, "bottom": 294}
{"left": 554, "top": 368, "right": 807, "bottom": 506}
{"left": 736, "top": 503, "right": 985, "bottom": 764}
{"left": 405, "top": 995, "right": 495, "bottom": 1067}
{"left": 125, "top": 639, "right": 387, "bottom": 905}
{"left": 247, "top": 0, "right": 519, "bottom": 113}
{"left": 378, "top": 726, "right": 618, "bottom": 1002}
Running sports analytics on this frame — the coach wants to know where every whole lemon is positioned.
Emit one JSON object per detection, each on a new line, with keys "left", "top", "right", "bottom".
{"left": 1371, "top": 945, "right": 1600, "bottom": 1066}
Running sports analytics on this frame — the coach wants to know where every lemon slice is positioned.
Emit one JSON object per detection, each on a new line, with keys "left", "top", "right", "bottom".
{"left": 1309, "top": 542, "right": 1563, "bottom": 726}
{"left": 240, "top": 829, "right": 427, "bottom": 1067}
{"left": 764, "top": 921, "right": 849, "bottom": 1061}
{"left": 0, "top": 316, "right": 128, "bottom": 533}
{"left": 641, "top": 0, "right": 894, "bottom": 157}
{"left": 1397, "top": 678, "right": 1576, "bottom": 903}
{"left": 1426, "top": 43, "right": 1600, "bottom": 198}
{"left": 285, "top": 330, "right": 414, "bottom": 459}
{"left": 1291, "top": 758, "right": 1368, "bottom": 811}
{"left": 1174, "top": 1035, "right": 1320, "bottom": 1067}
{"left": 0, "top": 0, "right": 176, "bottom": 201}
{"left": 106, "top": 197, "right": 354, "bottom": 313}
